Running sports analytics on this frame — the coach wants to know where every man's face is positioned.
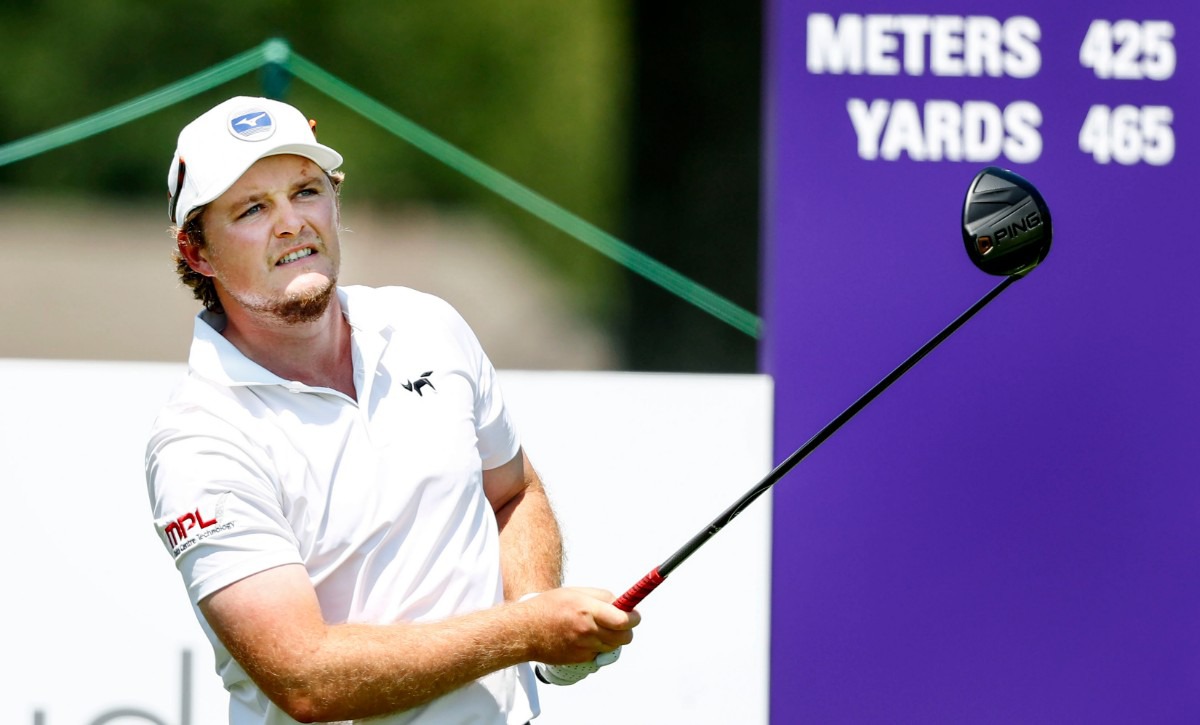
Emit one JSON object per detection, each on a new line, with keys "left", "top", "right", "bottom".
{"left": 191, "top": 154, "right": 341, "bottom": 323}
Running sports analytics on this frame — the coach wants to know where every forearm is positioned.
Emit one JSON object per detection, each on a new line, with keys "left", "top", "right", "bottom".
{"left": 226, "top": 600, "right": 537, "bottom": 722}
{"left": 495, "top": 473, "right": 564, "bottom": 600}
{"left": 204, "top": 561, "right": 635, "bottom": 722}
{"left": 223, "top": 591, "right": 624, "bottom": 722}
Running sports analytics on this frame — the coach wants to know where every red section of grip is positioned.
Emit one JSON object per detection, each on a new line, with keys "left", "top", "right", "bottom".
{"left": 614, "top": 568, "right": 665, "bottom": 611}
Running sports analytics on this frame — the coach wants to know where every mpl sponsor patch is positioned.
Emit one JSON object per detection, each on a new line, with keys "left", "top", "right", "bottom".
{"left": 156, "top": 493, "right": 235, "bottom": 557}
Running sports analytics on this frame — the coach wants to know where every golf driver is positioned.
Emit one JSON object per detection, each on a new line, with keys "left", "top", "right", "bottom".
{"left": 611, "top": 165, "right": 1053, "bottom": 612}
{"left": 535, "top": 166, "right": 1051, "bottom": 686}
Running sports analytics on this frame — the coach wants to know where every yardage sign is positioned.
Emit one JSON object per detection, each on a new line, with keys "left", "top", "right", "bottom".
{"left": 766, "top": 1, "right": 1197, "bottom": 723}
{"left": 802, "top": 12, "right": 1177, "bottom": 166}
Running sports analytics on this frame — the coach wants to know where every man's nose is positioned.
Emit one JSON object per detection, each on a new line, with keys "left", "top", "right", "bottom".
{"left": 273, "top": 200, "right": 304, "bottom": 238}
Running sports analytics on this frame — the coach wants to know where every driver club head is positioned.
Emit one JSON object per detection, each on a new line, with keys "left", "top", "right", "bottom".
{"left": 962, "top": 166, "right": 1053, "bottom": 277}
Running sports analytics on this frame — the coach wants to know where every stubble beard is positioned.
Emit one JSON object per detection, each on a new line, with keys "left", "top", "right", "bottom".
{"left": 272, "top": 276, "right": 338, "bottom": 324}
{"left": 233, "top": 275, "right": 339, "bottom": 326}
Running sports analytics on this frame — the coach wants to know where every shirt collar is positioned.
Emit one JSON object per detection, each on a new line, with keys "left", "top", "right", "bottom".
{"left": 187, "top": 286, "right": 391, "bottom": 388}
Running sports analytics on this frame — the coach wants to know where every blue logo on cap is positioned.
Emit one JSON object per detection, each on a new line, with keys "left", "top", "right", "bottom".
{"left": 228, "top": 109, "right": 275, "bottom": 141}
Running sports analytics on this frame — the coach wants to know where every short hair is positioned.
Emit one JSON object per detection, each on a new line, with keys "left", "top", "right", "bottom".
{"left": 172, "top": 170, "right": 345, "bottom": 313}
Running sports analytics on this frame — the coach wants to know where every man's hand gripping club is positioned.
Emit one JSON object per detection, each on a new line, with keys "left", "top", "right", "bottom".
{"left": 518, "top": 587, "right": 639, "bottom": 686}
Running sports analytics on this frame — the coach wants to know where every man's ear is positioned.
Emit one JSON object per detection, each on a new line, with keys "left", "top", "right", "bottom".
{"left": 177, "top": 231, "right": 215, "bottom": 277}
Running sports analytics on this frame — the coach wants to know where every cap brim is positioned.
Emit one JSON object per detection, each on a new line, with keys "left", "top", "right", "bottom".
{"left": 181, "top": 142, "right": 344, "bottom": 224}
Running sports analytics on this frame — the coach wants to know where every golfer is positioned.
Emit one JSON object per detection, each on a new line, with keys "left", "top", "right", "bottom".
{"left": 145, "top": 96, "right": 638, "bottom": 724}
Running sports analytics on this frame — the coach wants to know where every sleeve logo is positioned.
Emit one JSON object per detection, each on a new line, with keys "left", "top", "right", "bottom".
{"left": 163, "top": 507, "right": 219, "bottom": 548}
{"left": 156, "top": 495, "right": 235, "bottom": 557}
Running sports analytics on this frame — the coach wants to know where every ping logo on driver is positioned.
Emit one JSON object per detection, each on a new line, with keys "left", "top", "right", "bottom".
{"left": 977, "top": 210, "right": 1044, "bottom": 256}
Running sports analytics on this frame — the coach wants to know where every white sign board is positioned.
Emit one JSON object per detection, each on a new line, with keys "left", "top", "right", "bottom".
{"left": 1, "top": 360, "right": 771, "bottom": 724}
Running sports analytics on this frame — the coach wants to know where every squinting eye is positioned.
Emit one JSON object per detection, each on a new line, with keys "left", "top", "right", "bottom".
{"left": 239, "top": 204, "right": 263, "bottom": 219}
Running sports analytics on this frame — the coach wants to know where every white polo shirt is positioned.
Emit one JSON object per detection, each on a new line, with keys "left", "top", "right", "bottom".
{"left": 145, "top": 285, "right": 537, "bottom": 725}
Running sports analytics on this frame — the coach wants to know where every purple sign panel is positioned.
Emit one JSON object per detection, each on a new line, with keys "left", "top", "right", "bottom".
{"left": 765, "top": 1, "right": 1198, "bottom": 722}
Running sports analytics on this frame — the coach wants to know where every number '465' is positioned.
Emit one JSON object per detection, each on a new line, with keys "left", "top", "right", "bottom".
{"left": 1079, "top": 105, "right": 1174, "bottom": 166}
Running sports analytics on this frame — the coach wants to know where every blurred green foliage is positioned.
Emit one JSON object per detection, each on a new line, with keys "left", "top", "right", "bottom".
{"left": 0, "top": 0, "right": 631, "bottom": 318}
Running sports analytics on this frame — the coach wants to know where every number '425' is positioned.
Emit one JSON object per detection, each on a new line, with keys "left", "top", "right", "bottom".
{"left": 1079, "top": 19, "right": 1175, "bottom": 80}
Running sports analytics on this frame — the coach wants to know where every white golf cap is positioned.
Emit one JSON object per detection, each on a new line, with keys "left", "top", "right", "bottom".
{"left": 167, "top": 96, "right": 343, "bottom": 227}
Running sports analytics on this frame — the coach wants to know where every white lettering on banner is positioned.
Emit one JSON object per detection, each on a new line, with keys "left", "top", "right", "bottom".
{"left": 1001, "top": 17, "right": 1041, "bottom": 78}
{"left": 1003, "top": 102, "right": 1043, "bottom": 163}
{"left": 808, "top": 13, "right": 1041, "bottom": 78}
{"left": 1078, "top": 105, "right": 1175, "bottom": 165}
{"left": 848, "top": 99, "right": 1043, "bottom": 163}
{"left": 1079, "top": 19, "right": 1176, "bottom": 80}
{"left": 803, "top": 12, "right": 1178, "bottom": 167}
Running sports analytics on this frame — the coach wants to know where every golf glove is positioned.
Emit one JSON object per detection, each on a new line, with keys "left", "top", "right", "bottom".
{"left": 535, "top": 647, "right": 621, "bottom": 686}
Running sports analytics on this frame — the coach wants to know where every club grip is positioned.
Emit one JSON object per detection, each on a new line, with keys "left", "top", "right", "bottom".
{"left": 613, "top": 568, "right": 665, "bottom": 611}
